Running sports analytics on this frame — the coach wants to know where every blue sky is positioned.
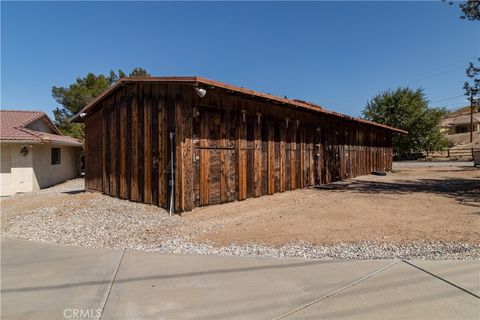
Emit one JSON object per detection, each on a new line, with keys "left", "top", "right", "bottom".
{"left": 1, "top": 1, "right": 479, "bottom": 119}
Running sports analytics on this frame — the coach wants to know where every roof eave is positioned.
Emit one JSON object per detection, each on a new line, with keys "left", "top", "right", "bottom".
{"left": 0, "top": 139, "right": 82, "bottom": 147}
{"left": 0, "top": 139, "right": 41, "bottom": 144}
{"left": 47, "top": 141, "right": 83, "bottom": 147}
{"left": 70, "top": 76, "right": 407, "bottom": 134}
{"left": 70, "top": 80, "right": 126, "bottom": 123}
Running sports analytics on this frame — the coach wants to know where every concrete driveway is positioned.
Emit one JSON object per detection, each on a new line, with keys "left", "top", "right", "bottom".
{"left": 1, "top": 239, "right": 479, "bottom": 320}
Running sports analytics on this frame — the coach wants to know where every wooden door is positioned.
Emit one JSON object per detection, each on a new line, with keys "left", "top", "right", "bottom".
{"left": 193, "top": 107, "right": 236, "bottom": 207}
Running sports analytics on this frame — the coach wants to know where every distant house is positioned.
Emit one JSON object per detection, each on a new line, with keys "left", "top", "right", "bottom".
{"left": 0, "top": 110, "right": 82, "bottom": 197}
{"left": 441, "top": 112, "right": 480, "bottom": 134}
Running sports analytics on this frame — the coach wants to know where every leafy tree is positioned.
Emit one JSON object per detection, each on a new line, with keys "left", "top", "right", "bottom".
{"left": 459, "top": 0, "right": 480, "bottom": 20}
{"left": 362, "top": 88, "right": 449, "bottom": 159}
{"left": 52, "top": 68, "right": 150, "bottom": 140}
{"left": 456, "top": 0, "right": 480, "bottom": 111}
{"left": 464, "top": 58, "right": 480, "bottom": 112}
{"left": 128, "top": 67, "right": 150, "bottom": 78}
{"left": 457, "top": 1, "right": 480, "bottom": 137}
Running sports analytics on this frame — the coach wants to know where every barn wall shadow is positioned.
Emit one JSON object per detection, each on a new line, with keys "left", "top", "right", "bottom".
{"left": 331, "top": 176, "right": 480, "bottom": 206}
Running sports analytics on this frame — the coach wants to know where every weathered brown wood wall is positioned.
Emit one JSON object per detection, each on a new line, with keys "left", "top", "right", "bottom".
{"left": 84, "top": 82, "right": 394, "bottom": 213}
{"left": 182, "top": 89, "right": 393, "bottom": 212}
{"left": 87, "top": 83, "right": 173, "bottom": 207}
{"left": 85, "top": 108, "right": 103, "bottom": 192}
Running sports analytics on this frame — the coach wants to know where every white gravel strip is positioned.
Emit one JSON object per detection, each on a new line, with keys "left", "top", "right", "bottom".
{"left": 134, "top": 239, "right": 480, "bottom": 260}
{"left": 2, "top": 231, "right": 478, "bottom": 260}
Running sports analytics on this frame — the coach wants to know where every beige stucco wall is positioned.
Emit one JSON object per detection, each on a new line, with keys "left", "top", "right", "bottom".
{"left": 439, "top": 127, "right": 453, "bottom": 134}
{"left": 11, "top": 144, "right": 35, "bottom": 193}
{"left": 32, "top": 144, "right": 81, "bottom": 189}
{"left": 1, "top": 144, "right": 35, "bottom": 195}
{"left": 1, "top": 145, "right": 13, "bottom": 196}
{"left": 442, "top": 123, "right": 480, "bottom": 135}
{"left": 0, "top": 143, "right": 81, "bottom": 196}
{"left": 26, "top": 118, "right": 53, "bottom": 133}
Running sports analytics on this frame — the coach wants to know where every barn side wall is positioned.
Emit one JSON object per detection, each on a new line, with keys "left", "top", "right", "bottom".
{"left": 85, "top": 108, "right": 103, "bottom": 192}
{"left": 84, "top": 82, "right": 176, "bottom": 208}
{"left": 175, "top": 85, "right": 393, "bottom": 212}
{"left": 84, "top": 82, "right": 394, "bottom": 213}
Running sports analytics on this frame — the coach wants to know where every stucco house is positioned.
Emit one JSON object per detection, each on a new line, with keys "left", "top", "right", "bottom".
{"left": 0, "top": 110, "right": 82, "bottom": 197}
{"left": 441, "top": 112, "right": 480, "bottom": 134}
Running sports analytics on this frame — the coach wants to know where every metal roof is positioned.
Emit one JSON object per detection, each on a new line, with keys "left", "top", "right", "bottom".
{"left": 71, "top": 76, "right": 407, "bottom": 134}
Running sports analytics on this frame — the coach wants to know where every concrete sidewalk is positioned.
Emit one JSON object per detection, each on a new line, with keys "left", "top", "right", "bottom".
{"left": 1, "top": 239, "right": 479, "bottom": 320}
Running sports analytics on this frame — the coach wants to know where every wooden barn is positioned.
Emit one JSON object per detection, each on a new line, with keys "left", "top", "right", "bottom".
{"left": 72, "top": 77, "right": 406, "bottom": 213}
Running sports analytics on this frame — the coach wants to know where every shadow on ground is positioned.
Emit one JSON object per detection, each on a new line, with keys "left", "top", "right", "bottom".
{"left": 1, "top": 259, "right": 340, "bottom": 293}
{"left": 61, "top": 190, "right": 85, "bottom": 195}
{"left": 331, "top": 174, "right": 480, "bottom": 207}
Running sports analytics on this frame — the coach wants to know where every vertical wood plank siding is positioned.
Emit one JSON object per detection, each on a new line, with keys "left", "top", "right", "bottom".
{"left": 87, "top": 83, "right": 169, "bottom": 209}
{"left": 85, "top": 108, "right": 103, "bottom": 192}
{"left": 85, "top": 83, "right": 395, "bottom": 213}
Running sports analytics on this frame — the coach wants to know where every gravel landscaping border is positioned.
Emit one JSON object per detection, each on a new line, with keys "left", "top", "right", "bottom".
{"left": 2, "top": 233, "right": 479, "bottom": 260}
{"left": 2, "top": 178, "right": 479, "bottom": 260}
{"left": 2, "top": 204, "right": 479, "bottom": 262}
{"left": 133, "top": 239, "right": 480, "bottom": 260}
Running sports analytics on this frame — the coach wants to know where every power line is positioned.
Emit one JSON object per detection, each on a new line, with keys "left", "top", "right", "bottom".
{"left": 430, "top": 94, "right": 466, "bottom": 104}
{"left": 446, "top": 101, "right": 470, "bottom": 109}
{"left": 379, "top": 54, "right": 479, "bottom": 90}
{"left": 327, "top": 56, "right": 478, "bottom": 108}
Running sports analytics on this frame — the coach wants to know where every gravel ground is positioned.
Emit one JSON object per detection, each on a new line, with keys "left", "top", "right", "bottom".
{"left": 1, "top": 171, "right": 479, "bottom": 260}
{"left": 2, "top": 192, "right": 479, "bottom": 260}
{"left": 8, "top": 177, "right": 85, "bottom": 198}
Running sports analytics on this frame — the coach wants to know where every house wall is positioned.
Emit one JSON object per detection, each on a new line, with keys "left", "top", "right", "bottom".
{"left": 1, "top": 145, "right": 13, "bottom": 196}
{"left": 26, "top": 118, "right": 54, "bottom": 133}
{"left": 84, "top": 82, "right": 394, "bottom": 213}
{"left": 452, "top": 123, "right": 480, "bottom": 134}
{"left": 0, "top": 143, "right": 80, "bottom": 196}
{"left": 0, "top": 144, "right": 35, "bottom": 195}
{"left": 32, "top": 144, "right": 80, "bottom": 189}
{"left": 440, "top": 127, "right": 455, "bottom": 135}
{"left": 10, "top": 144, "right": 35, "bottom": 193}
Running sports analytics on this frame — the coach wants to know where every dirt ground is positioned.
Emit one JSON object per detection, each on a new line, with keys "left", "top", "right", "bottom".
{"left": 2, "top": 164, "right": 479, "bottom": 246}
{"left": 183, "top": 165, "right": 480, "bottom": 245}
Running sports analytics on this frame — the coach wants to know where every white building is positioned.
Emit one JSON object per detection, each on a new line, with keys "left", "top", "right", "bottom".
{"left": 0, "top": 110, "right": 82, "bottom": 197}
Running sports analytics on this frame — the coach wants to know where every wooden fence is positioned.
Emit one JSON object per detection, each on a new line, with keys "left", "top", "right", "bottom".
{"left": 424, "top": 147, "right": 480, "bottom": 159}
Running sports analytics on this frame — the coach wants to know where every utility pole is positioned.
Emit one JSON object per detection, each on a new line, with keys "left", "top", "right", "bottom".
{"left": 470, "top": 91, "right": 474, "bottom": 143}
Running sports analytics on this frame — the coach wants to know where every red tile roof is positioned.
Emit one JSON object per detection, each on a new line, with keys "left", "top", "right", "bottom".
{"left": 0, "top": 110, "right": 82, "bottom": 146}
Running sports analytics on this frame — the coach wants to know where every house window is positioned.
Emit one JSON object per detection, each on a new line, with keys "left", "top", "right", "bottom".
{"left": 51, "top": 148, "right": 61, "bottom": 165}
